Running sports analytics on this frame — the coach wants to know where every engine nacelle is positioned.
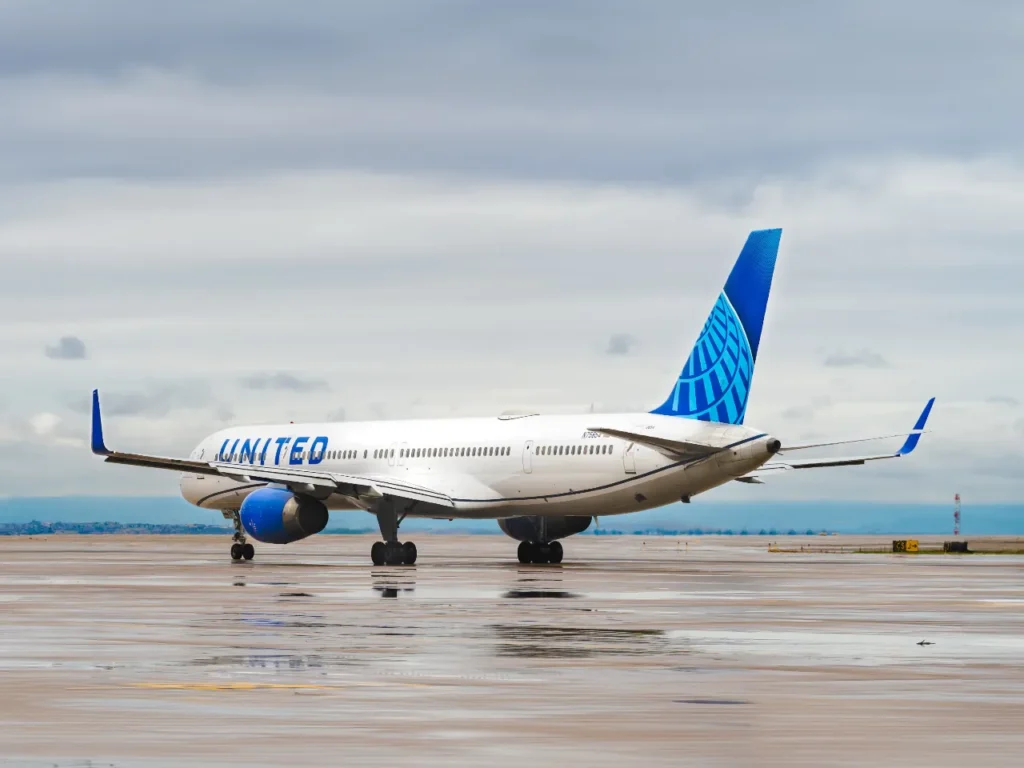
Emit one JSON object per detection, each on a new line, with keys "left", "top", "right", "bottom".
{"left": 498, "top": 515, "right": 592, "bottom": 543}
{"left": 239, "top": 487, "right": 328, "bottom": 544}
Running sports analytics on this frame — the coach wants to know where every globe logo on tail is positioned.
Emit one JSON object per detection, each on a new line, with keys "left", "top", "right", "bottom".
{"left": 656, "top": 292, "right": 754, "bottom": 424}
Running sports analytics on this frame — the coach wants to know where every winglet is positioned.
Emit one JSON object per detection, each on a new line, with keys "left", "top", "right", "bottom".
{"left": 897, "top": 397, "right": 935, "bottom": 455}
{"left": 91, "top": 389, "right": 111, "bottom": 455}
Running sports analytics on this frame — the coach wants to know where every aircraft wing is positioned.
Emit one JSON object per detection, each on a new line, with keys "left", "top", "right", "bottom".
{"left": 738, "top": 398, "right": 934, "bottom": 483}
{"left": 90, "top": 390, "right": 454, "bottom": 508}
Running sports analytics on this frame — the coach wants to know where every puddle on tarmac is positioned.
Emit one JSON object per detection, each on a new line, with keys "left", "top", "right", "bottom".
{"left": 185, "top": 653, "right": 357, "bottom": 670}
{"left": 674, "top": 698, "right": 748, "bottom": 705}
{"left": 502, "top": 589, "right": 580, "bottom": 599}
{"left": 668, "top": 628, "right": 1024, "bottom": 666}
{"left": 489, "top": 624, "right": 666, "bottom": 658}
{"left": 373, "top": 585, "right": 415, "bottom": 598}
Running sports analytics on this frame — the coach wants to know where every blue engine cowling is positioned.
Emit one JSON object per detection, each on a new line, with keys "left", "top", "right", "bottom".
{"left": 498, "top": 515, "right": 592, "bottom": 543}
{"left": 239, "top": 487, "right": 329, "bottom": 544}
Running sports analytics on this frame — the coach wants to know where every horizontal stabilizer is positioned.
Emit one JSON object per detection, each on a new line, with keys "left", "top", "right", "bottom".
{"left": 586, "top": 426, "right": 717, "bottom": 458}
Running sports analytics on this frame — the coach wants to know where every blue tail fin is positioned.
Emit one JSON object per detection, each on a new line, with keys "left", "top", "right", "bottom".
{"left": 651, "top": 228, "right": 781, "bottom": 424}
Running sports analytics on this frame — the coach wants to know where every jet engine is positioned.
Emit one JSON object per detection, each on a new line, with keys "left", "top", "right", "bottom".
{"left": 498, "top": 515, "right": 592, "bottom": 543}
{"left": 239, "top": 487, "right": 328, "bottom": 544}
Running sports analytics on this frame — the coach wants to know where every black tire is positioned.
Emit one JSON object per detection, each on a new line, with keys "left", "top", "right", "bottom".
{"left": 549, "top": 540, "right": 563, "bottom": 564}
{"left": 371, "top": 541, "right": 386, "bottom": 566}
{"left": 242, "top": 543, "right": 255, "bottom": 561}
{"left": 230, "top": 543, "right": 243, "bottom": 561}
{"left": 517, "top": 541, "right": 532, "bottom": 564}
{"left": 535, "top": 545, "right": 551, "bottom": 564}
{"left": 384, "top": 542, "right": 404, "bottom": 566}
{"left": 402, "top": 541, "right": 417, "bottom": 565}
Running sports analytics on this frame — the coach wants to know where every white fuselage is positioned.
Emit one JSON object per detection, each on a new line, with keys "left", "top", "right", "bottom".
{"left": 179, "top": 412, "right": 776, "bottom": 521}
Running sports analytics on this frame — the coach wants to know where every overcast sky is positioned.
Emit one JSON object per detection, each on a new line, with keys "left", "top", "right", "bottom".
{"left": 1, "top": 1, "right": 1022, "bottom": 503}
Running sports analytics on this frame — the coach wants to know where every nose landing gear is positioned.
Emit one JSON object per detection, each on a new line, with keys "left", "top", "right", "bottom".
{"left": 517, "top": 540, "right": 563, "bottom": 564}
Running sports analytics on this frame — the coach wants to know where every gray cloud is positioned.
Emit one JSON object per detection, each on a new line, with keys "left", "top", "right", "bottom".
{"left": 606, "top": 334, "right": 636, "bottom": 356}
{"left": 986, "top": 395, "right": 1019, "bottom": 407}
{"left": 45, "top": 335, "right": 86, "bottom": 360}
{"left": 823, "top": 350, "right": 890, "bottom": 369}
{"left": 781, "top": 406, "right": 813, "bottom": 422}
{"left": 1, "top": 3, "right": 1023, "bottom": 185}
{"left": 71, "top": 382, "right": 214, "bottom": 418}
{"left": 239, "top": 372, "right": 329, "bottom": 393}
{"left": 0, "top": 2, "right": 1022, "bottom": 503}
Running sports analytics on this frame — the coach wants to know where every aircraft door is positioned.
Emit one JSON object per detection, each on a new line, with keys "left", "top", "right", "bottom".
{"left": 622, "top": 442, "right": 637, "bottom": 474}
{"left": 522, "top": 440, "right": 534, "bottom": 474}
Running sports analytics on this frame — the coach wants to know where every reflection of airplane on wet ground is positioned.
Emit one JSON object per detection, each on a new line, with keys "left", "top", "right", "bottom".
{"left": 92, "top": 228, "right": 933, "bottom": 566}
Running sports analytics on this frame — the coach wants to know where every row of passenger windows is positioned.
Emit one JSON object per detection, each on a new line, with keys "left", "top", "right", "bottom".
{"left": 372, "top": 446, "right": 511, "bottom": 459}
{"left": 221, "top": 443, "right": 613, "bottom": 463}
{"left": 537, "top": 444, "right": 613, "bottom": 456}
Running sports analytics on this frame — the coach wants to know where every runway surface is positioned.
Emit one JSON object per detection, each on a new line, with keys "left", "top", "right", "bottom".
{"left": 1, "top": 534, "right": 1023, "bottom": 766}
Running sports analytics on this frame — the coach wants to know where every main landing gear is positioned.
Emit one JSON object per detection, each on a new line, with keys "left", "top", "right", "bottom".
{"left": 371, "top": 500, "right": 417, "bottom": 566}
{"left": 518, "top": 540, "right": 563, "bottom": 565}
{"left": 371, "top": 541, "right": 417, "bottom": 567}
{"left": 225, "top": 510, "right": 255, "bottom": 561}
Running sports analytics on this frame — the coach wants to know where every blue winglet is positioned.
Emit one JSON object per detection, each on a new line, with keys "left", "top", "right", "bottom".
{"left": 897, "top": 397, "right": 935, "bottom": 455}
{"left": 91, "top": 389, "right": 111, "bottom": 455}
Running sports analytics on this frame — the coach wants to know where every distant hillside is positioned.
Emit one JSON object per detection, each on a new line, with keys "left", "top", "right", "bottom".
{"left": 1, "top": 496, "right": 1021, "bottom": 535}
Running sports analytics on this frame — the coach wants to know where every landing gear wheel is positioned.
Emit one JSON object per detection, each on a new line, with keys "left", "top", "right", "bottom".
{"left": 230, "top": 543, "right": 243, "bottom": 561}
{"left": 402, "top": 541, "right": 417, "bottom": 565}
{"left": 517, "top": 541, "right": 532, "bottom": 564}
{"left": 371, "top": 541, "right": 386, "bottom": 566}
{"left": 383, "top": 542, "right": 403, "bottom": 566}
{"left": 549, "top": 540, "right": 563, "bottom": 564}
{"left": 242, "top": 543, "right": 255, "bottom": 561}
{"left": 535, "top": 544, "right": 551, "bottom": 564}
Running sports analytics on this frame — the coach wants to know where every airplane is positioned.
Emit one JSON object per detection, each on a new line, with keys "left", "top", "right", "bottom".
{"left": 90, "top": 228, "right": 934, "bottom": 566}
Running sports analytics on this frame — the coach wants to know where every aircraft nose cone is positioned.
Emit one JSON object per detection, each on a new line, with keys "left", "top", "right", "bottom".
{"left": 766, "top": 438, "right": 782, "bottom": 455}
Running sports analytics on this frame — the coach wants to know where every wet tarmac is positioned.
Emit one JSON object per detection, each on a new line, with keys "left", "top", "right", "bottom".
{"left": 1, "top": 534, "right": 1023, "bottom": 766}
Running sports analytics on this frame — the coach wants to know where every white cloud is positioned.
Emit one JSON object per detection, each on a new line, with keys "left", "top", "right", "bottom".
{"left": 28, "top": 411, "right": 60, "bottom": 435}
